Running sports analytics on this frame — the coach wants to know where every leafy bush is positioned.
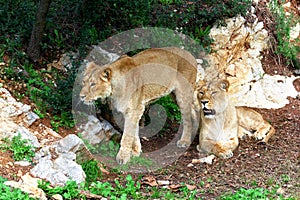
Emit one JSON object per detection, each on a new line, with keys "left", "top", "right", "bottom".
{"left": 154, "top": 94, "right": 181, "bottom": 122}
{"left": 80, "top": 160, "right": 101, "bottom": 185}
{"left": 269, "top": 0, "right": 300, "bottom": 69}
{"left": 0, "top": 134, "right": 35, "bottom": 162}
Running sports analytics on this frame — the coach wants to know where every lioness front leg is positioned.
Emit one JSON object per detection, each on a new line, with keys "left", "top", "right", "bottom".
{"left": 116, "top": 114, "right": 142, "bottom": 165}
{"left": 197, "top": 138, "right": 238, "bottom": 159}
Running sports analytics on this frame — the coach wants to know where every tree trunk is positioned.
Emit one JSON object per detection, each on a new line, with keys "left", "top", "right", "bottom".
{"left": 27, "top": 0, "right": 51, "bottom": 62}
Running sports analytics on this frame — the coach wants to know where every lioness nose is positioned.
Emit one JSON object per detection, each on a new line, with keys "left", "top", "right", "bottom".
{"left": 80, "top": 95, "right": 86, "bottom": 100}
{"left": 201, "top": 100, "right": 208, "bottom": 105}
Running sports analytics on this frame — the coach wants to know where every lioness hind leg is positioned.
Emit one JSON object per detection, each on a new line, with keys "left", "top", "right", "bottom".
{"left": 253, "top": 124, "right": 275, "bottom": 143}
{"left": 175, "top": 86, "right": 194, "bottom": 148}
{"left": 237, "top": 107, "right": 275, "bottom": 143}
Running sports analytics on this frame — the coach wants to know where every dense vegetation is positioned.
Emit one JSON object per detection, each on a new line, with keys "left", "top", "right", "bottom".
{"left": 0, "top": 0, "right": 252, "bottom": 126}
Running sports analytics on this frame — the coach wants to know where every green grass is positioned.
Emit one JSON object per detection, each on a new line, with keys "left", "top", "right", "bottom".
{"left": 220, "top": 187, "right": 296, "bottom": 200}
{"left": 1, "top": 173, "right": 298, "bottom": 200}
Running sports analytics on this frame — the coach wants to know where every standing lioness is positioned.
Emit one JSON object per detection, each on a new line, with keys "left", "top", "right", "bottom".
{"left": 80, "top": 47, "right": 198, "bottom": 164}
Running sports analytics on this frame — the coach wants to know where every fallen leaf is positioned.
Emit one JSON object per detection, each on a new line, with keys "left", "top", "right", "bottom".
{"left": 185, "top": 184, "right": 196, "bottom": 190}
{"left": 169, "top": 184, "right": 181, "bottom": 192}
{"left": 142, "top": 176, "right": 158, "bottom": 187}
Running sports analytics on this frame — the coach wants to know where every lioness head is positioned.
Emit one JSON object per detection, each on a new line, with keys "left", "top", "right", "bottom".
{"left": 196, "top": 79, "right": 230, "bottom": 119}
{"left": 80, "top": 62, "right": 112, "bottom": 104}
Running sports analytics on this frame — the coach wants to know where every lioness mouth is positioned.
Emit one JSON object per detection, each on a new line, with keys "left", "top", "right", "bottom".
{"left": 203, "top": 108, "right": 216, "bottom": 116}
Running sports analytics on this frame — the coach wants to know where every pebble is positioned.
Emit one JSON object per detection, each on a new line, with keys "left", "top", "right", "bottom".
{"left": 14, "top": 160, "right": 31, "bottom": 167}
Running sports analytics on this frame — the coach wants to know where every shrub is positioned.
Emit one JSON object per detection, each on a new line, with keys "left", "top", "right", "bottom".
{"left": 269, "top": 0, "right": 300, "bottom": 69}
{"left": 0, "top": 134, "right": 35, "bottom": 162}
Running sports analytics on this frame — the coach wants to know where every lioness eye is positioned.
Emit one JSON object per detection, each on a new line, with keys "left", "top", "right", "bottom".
{"left": 90, "top": 83, "right": 96, "bottom": 87}
{"left": 212, "top": 91, "right": 217, "bottom": 95}
{"left": 199, "top": 91, "right": 204, "bottom": 95}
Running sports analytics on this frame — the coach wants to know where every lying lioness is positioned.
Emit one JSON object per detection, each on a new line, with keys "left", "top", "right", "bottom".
{"left": 196, "top": 79, "right": 275, "bottom": 158}
{"left": 80, "top": 47, "right": 198, "bottom": 164}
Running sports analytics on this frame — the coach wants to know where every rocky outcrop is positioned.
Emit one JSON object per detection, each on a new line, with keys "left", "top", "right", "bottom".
{"left": 31, "top": 134, "right": 87, "bottom": 186}
{"left": 205, "top": 8, "right": 298, "bottom": 108}
{"left": 0, "top": 87, "right": 92, "bottom": 188}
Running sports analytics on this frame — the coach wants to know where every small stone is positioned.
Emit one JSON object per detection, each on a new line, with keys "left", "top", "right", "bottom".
{"left": 282, "top": 2, "right": 291, "bottom": 8}
{"left": 157, "top": 180, "right": 170, "bottom": 185}
{"left": 276, "top": 187, "right": 285, "bottom": 195}
{"left": 17, "top": 170, "right": 23, "bottom": 177}
{"left": 24, "top": 111, "right": 39, "bottom": 126}
{"left": 52, "top": 194, "right": 63, "bottom": 200}
{"left": 15, "top": 160, "right": 31, "bottom": 167}
{"left": 187, "top": 163, "right": 194, "bottom": 167}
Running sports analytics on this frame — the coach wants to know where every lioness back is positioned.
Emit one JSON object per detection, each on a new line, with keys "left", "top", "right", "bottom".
{"left": 133, "top": 47, "right": 197, "bottom": 84}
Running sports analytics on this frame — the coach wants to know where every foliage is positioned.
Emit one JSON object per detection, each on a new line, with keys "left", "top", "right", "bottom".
{"left": 80, "top": 160, "right": 101, "bottom": 185}
{"left": 98, "top": 140, "right": 120, "bottom": 158}
{"left": 38, "top": 180, "right": 82, "bottom": 200}
{"left": 269, "top": 0, "right": 300, "bottom": 69}
{"left": 0, "top": 134, "right": 35, "bottom": 162}
{"left": 153, "top": 94, "right": 181, "bottom": 122}
{"left": 0, "top": 176, "right": 37, "bottom": 200}
{"left": 51, "top": 112, "right": 75, "bottom": 132}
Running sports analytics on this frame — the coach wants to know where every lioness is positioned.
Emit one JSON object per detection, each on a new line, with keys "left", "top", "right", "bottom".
{"left": 196, "top": 79, "right": 275, "bottom": 158}
{"left": 80, "top": 47, "right": 198, "bottom": 164}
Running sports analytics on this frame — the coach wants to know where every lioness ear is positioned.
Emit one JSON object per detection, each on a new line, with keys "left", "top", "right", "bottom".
{"left": 195, "top": 80, "right": 205, "bottom": 91}
{"left": 86, "top": 62, "right": 98, "bottom": 71}
{"left": 101, "top": 68, "right": 111, "bottom": 81}
{"left": 219, "top": 79, "right": 230, "bottom": 92}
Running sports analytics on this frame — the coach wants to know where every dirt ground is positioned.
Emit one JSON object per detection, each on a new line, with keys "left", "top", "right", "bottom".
{"left": 0, "top": 1, "right": 299, "bottom": 199}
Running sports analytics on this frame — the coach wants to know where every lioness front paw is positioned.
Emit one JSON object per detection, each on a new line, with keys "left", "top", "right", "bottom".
{"left": 116, "top": 148, "right": 131, "bottom": 165}
{"left": 132, "top": 140, "right": 142, "bottom": 157}
{"left": 177, "top": 139, "right": 191, "bottom": 148}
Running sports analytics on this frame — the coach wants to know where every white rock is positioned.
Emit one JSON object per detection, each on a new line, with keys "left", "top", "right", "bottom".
{"left": 192, "top": 155, "right": 215, "bottom": 165}
{"left": 31, "top": 135, "right": 88, "bottom": 186}
{"left": 52, "top": 194, "right": 64, "bottom": 200}
{"left": 56, "top": 134, "right": 84, "bottom": 153}
{"left": 206, "top": 13, "right": 298, "bottom": 109}
{"left": 157, "top": 180, "right": 170, "bottom": 185}
{"left": 24, "top": 111, "right": 39, "bottom": 126}
{"left": 14, "top": 160, "right": 32, "bottom": 167}
{"left": 290, "top": 23, "right": 300, "bottom": 40}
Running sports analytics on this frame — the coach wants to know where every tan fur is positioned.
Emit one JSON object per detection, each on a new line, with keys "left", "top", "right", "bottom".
{"left": 80, "top": 47, "right": 198, "bottom": 164}
{"left": 196, "top": 79, "right": 275, "bottom": 159}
